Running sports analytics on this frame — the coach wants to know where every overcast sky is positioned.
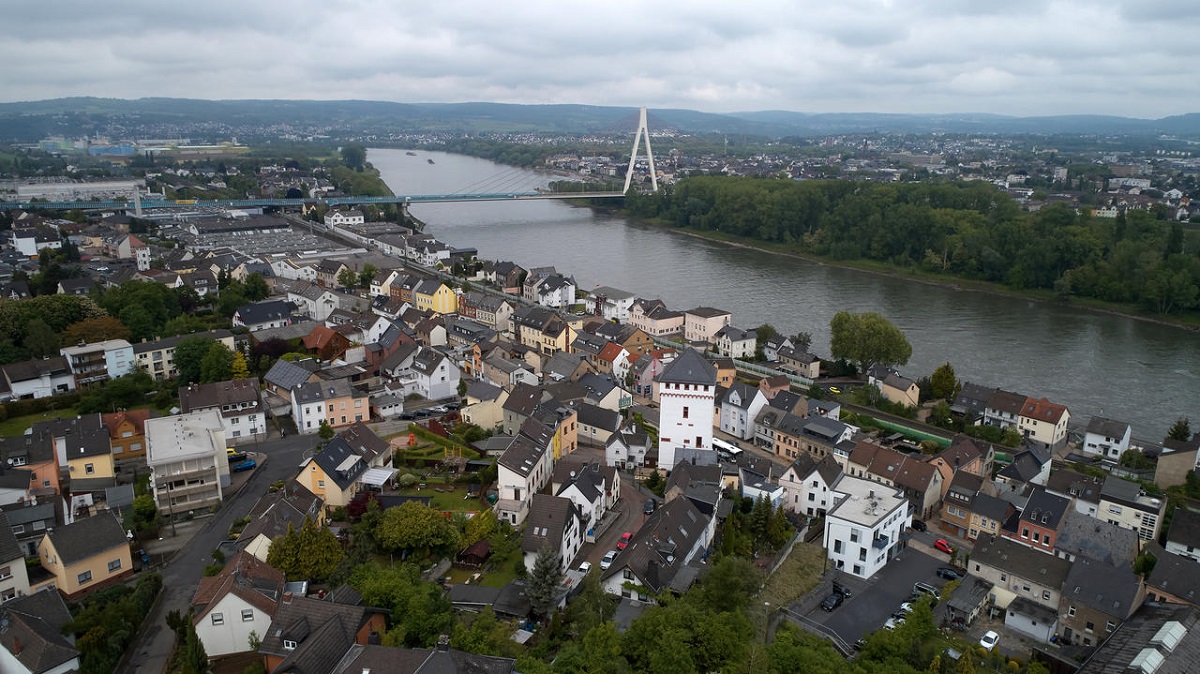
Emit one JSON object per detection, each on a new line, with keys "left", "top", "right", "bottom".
{"left": 2, "top": 0, "right": 1195, "bottom": 118}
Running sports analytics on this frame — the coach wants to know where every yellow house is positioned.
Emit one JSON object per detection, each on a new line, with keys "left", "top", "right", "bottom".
{"left": 295, "top": 435, "right": 368, "bottom": 511}
{"left": 62, "top": 414, "right": 117, "bottom": 496}
{"left": 35, "top": 512, "right": 133, "bottom": 599}
{"left": 413, "top": 279, "right": 457, "bottom": 315}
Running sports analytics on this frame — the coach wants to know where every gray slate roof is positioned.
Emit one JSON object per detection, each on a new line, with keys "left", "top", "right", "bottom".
{"left": 0, "top": 591, "right": 79, "bottom": 674}
{"left": 264, "top": 358, "right": 317, "bottom": 392}
{"left": 1056, "top": 510, "right": 1139, "bottom": 567}
{"left": 1063, "top": 554, "right": 1141, "bottom": 619}
{"left": 47, "top": 511, "right": 127, "bottom": 566}
{"left": 655, "top": 348, "right": 716, "bottom": 386}
{"left": 1075, "top": 602, "right": 1200, "bottom": 674}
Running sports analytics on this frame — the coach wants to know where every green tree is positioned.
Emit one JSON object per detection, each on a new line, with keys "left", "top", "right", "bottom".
{"left": 125, "top": 493, "right": 159, "bottom": 533}
{"left": 244, "top": 273, "right": 270, "bottom": 302}
{"left": 462, "top": 508, "right": 498, "bottom": 546}
{"left": 317, "top": 420, "right": 335, "bottom": 441}
{"left": 1168, "top": 417, "right": 1192, "bottom": 442}
{"left": 376, "top": 501, "right": 461, "bottom": 556}
{"left": 340, "top": 143, "right": 367, "bottom": 171}
{"left": 199, "top": 342, "right": 235, "bottom": 383}
{"left": 526, "top": 543, "right": 562, "bottom": 618}
{"left": 791, "top": 331, "right": 813, "bottom": 353}
{"left": 829, "top": 310, "right": 912, "bottom": 375}
{"left": 358, "top": 265, "right": 378, "bottom": 288}
{"left": 22, "top": 318, "right": 59, "bottom": 357}
{"left": 337, "top": 267, "right": 359, "bottom": 289}
{"left": 929, "top": 362, "right": 959, "bottom": 400}
{"left": 265, "top": 517, "right": 344, "bottom": 582}
{"left": 174, "top": 337, "right": 216, "bottom": 384}
{"left": 230, "top": 352, "right": 251, "bottom": 380}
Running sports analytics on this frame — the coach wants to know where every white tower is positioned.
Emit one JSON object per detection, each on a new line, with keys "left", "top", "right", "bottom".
{"left": 655, "top": 348, "right": 717, "bottom": 470}
{"left": 622, "top": 107, "right": 658, "bottom": 193}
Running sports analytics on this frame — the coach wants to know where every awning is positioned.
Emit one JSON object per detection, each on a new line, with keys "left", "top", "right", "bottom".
{"left": 360, "top": 467, "right": 397, "bottom": 486}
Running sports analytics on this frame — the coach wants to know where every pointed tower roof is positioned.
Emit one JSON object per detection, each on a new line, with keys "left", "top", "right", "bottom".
{"left": 656, "top": 348, "right": 716, "bottom": 386}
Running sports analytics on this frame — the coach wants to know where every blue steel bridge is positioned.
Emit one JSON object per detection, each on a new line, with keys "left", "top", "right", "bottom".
{"left": 0, "top": 190, "right": 625, "bottom": 212}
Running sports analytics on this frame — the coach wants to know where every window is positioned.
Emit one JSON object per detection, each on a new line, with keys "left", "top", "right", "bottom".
{"left": 210, "top": 612, "right": 225, "bottom": 625}
{"left": 85, "top": 463, "right": 95, "bottom": 475}
{"left": 1085, "top": 621, "right": 1095, "bottom": 633}
{"left": 77, "top": 570, "right": 93, "bottom": 584}
{"left": 1107, "top": 620, "right": 1116, "bottom": 632}
{"left": 834, "top": 540, "right": 843, "bottom": 554}
{"left": 107, "top": 559, "right": 122, "bottom": 572}
{"left": 1068, "top": 605, "right": 1076, "bottom": 617}
{"left": 317, "top": 480, "right": 325, "bottom": 489}
{"left": 682, "top": 406, "right": 689, "bottom": 419}
{"left": 850, "top": 530, "right": 859, "bottom": 543}
{"left": 242, "top": 609, "right": 255, "bottom": 622}
{"left": 11, "top": 525, "right": 23, "bottom": 535}
{"left": 1021, "top": 528, "right": 1030, "bottom": 539}
{"left": 1043, "top": 590, "right": 1051, "bottom": 600}
{"left": 0, "top": 567, "right": 10, "bottom": 580}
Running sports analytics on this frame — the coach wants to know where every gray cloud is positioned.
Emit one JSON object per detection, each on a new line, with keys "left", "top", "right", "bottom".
{"left": 0, "top": 0, "right": 1196, "bottom": 117}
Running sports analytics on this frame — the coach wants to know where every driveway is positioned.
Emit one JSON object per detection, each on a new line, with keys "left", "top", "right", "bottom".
{"left": 805, "top": 547, "right": 950, "bottom": 643}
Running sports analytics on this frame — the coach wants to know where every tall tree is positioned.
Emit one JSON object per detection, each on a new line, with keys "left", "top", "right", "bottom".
{"left": 337, "top": 268, "right": 359, "bottom": 289}
{"left": 23, "top": 318, "right": 59, "bottom": 357}
{"left": 1168, "top": 417, "right": 1192, "bottom": 442}
{"left": 230, "top": 352, "right": 251, "bottom": 380}
{"left": 929, "top": 362, "right": 959, "bottom": 400}
{"left": 199, "top": 342, "right": 234, "bottom": 383}
{"left": 62, "top": 316, "right": 132, "bottom": 345}
{"left": 526, "top": 543, "right": 562, "bottom": 618}
{"left": 244, "top": 273, "right": 270, "bottom": 302}
{"left": 173, "top": 337, "right": 216, "bottom": 384}
{"left": 376, "top": 501, "right": 461, "bottom": 556}
{"left": 265, "top": 517, "right": 344, "bottom": 582}
{"left": 829, "top": 311, "right": 912, "bottom": 375}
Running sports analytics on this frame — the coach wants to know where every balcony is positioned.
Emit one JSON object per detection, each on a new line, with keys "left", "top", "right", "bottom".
{"left": 872, "top": 534, "right": 890, "bottom": 550}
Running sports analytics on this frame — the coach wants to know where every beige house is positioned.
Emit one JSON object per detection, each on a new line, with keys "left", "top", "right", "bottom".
{"left": 35, "top": 512, "right": 132, "bottom": 599}
{"left": 146, "top": 410, "right": 230, "bottom": 514}
{"left": 683, "top": 306, "right": 732, "bottom": 344}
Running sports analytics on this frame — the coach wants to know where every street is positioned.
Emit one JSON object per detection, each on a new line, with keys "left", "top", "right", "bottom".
{"left": 121, "top": 432, "right": 315, "bottom": 674}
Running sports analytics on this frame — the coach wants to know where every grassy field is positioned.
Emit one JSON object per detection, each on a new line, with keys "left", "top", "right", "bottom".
{"left": 396, "top": 485, "right": 484, "bottom": 512}
{"left": 759, "top": 541, "right": 827, "bottom": 607}
{"left": 0, "top": 407, "right": 79, "bottom": 437}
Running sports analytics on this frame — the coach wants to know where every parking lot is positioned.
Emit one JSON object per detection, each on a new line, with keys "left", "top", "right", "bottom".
{"left": 802, "top": 545, "right": 957, "bottom": 644}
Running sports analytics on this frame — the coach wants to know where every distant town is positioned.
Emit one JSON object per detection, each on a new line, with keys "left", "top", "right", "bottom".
{"left": 0, "top": 130, "right": 1195, "bottom": 674}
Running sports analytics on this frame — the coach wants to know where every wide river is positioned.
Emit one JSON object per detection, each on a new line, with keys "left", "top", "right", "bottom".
{"left": 372, "top": 148, "right": 1199, "bottom": 443}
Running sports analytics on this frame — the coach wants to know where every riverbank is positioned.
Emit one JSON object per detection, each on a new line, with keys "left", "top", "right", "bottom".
{"left": 629, "top": 215, "right": 1200, "bottom": 333}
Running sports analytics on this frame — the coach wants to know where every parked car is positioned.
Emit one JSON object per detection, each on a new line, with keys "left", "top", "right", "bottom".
{"left": 820, "top": 593, "right": 844, "bottom": 612}
{"left": 227, "top": 452, "right": 248, "bottom": 463}
{"left": 578, "top": 561, "right": 592, "bottom": 574}
{"left": 232, "top": 459, "right": 256, "bottom": 472}
{"left": 937, "top": 567, "right": 962, "bottom": 580}
{"left": 896, "top": 602, "right": 914, "bottom": 615}
{"left": 644, "top": 499, "right": 656, "bottom": 515}
{"left": 600, "top": 550, "right": 618, "bottom": 570}
{"left": 979, "top": 630, "right": 1000, "bottom": 651}
{"left": 617, "top": 531, "right": 633, "bottom": 550}
{"left": 445, "top": 401, "right": 462, "bottom": 411}
{"left": 884, "top": 616, "right": 904, "bottom": 630}
{"left": 933, "top": 539, "right": 954, "bottom": 554}
{"left": 912, "top": 582, "right": 941, "bottom": 600}
{"left": 833, "top": 581, "right": 852, "bottom": 598}
{"left": 910, "top": 519, "right": 927, "bottom": 532}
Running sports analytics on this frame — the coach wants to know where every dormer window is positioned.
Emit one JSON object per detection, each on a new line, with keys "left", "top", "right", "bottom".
{"left": 283, "top": 639, "right": 296, "bottom": 650}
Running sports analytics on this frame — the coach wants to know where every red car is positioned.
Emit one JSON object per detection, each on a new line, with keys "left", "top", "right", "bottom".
{"left": 617, "top": 531, "right": 633, "bottom": 550}
{"left": 934, "top": 539, "right": 954, "bottom": 554}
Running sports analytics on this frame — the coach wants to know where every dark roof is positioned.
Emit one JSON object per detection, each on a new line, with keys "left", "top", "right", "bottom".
{"left": 599, "top": 497, "right": 710, "bottom": 594}
{"left": 264, "top": 358, "right": 317, "bottom": 391}
{"left": 997, "top": 450, "right": 1043, "bottom": 483}
{"left": 311, "top": 437, "right": 368, "bottom": 491}
{"left": 1045, "top": 468, "right": 1103, "bottom": 504}
{"left": 236, "top": 299, "right": 296, "bottom": 326}
{"left": 1086, "top": 416, "right": 1131, "bottom": 439}
{"left": 570, "top": 402, "right": 620, "bottom": 432}
{"left": 521, "top": 494, "right": 581, "bottom": 554}
{"left": 971, "top": 535, "right": 1071, "bottom": 587}
{"left": 46, "top": 511, "right": 127, "bottom": 566}
{"left": 953, "top": 381, "right": 996, "bottom": 415}
{"left": 1063, "top": 554, "right": 1141, "bottom": 619}
{"left": 1018, "top": 487, "right": 1071, "bottom": 530}
{"left": 655, "top": 348, "right": 716, "bottom": 386}
{"left": 0, "top": 591, "right": 79, "bottom": 674}
{"left": 986, "top": 389, "right": 1028, "bottom": 415}
{"left": 1166, "top": 507, "right": 1200, "bottom": 549}
{"left": 971, "top": 494, "right": 1013, "bottom": 523}
{"left": 1075, "top": 602, "right": 1200, "bottom": 674}
{"left": 497, "top": 435, "right": 546, "bottom": 477}
{"left": 263, "top": 597, "right": 377, "bottom": 673}
{"left": 238, "top": 485, "right": 324, "bottom": 547}
{"left": 334, "top": 644, "right": 516, "bottom": 674}
{"left": 0, "top": 356, "right": 70, "bottom": 384}
{"left": 0, "top": 512, "right": 22, "bottom": 562}
{"left": 179, "top": 377, "right": 261, "bottom": 415}
{"left": 1145, "top": 542, "right": 1200, "bottom": 605}
{"left": 1056, "top": 510, "right": 1139, "bottom": 567}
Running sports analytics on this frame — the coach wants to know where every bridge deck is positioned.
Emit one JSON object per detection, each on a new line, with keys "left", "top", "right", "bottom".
{"left": 0, "top": 191, "right": 625, "bottom": 211}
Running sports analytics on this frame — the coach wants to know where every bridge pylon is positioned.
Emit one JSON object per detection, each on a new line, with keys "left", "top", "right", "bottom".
{"left": 622, "top": 107, "right": 658, "bottom": 194}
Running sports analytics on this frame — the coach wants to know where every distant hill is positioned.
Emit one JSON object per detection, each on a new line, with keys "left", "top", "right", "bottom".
{"left": 0, "top": 97, "right": 1198, "bottom": 141}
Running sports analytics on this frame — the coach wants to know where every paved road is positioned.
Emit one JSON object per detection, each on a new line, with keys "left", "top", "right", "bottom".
{"left": 121, "top": 434, "right": 314, "bottom": 674}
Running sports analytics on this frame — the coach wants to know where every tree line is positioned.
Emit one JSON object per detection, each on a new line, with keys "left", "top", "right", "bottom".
{"left": 624, "top": 176, "right": 1200, "bottom": 316}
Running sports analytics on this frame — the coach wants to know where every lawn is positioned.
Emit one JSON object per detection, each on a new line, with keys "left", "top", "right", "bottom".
{"left": 759, "top": 541, "right": 827, "bottom": 607}
{"left": 396, "top": 485, "right": 484, "bottom": 512}
{"left": 0, "top": 407, "right": 79, "bottom": 437}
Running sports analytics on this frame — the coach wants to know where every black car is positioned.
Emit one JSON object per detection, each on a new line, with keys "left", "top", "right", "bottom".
{"left": 820, "top": 593, "right": 844, "bottom": 612}
{"left": 910, "top": 519, "right": 927, "bottom": 532}
{"left": 937, "top": 567, "right": 962, "bottom": 580}
{"left": 832, "top": 581, "right": 852, "bottom": 598}
{"left": 644, "top": 499, "right": 656, "bottom": 515}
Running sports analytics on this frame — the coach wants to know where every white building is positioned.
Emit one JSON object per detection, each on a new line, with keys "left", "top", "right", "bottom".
{"left": 719, "top": 382, "right": 767, "bottom": 441}
{"left": 780, "top": 454, "right": 843, "bottom": 517}
{"left": 178, "top": 378, "right": 267, "bottom": 444}
{"left": 496, "top": 434, "right": 554, "bottom": 526}
{"left": 59, "top": 339, "right": 135, "bottom": 388}
{"left": 655, "top": 349, "right": 717, "bottom": 470}
{"left": 590, "top": 286, "right": 637, "bottom": 322}
{"left": 0, "top": 356, "right": 75, "bottom": 401}
{"left": 192, "top": 552, "right": 284, "bottom": 658}
{"left": 823, "top": 475, "right": 910, "bottom": 579}
{"left": 713, "top": 325, "right": 757, "bottom": 360}
{"left": 146, "top": 410, "right": 231, "bottom": 513}
{"left": 1082, "top": 417, "right": 1132, "bottom": 461}
{"left": 323, "top": 209, "right": 365, "bottom": 228}
{"left": 522, "top": 494, "right": 585, "bottom": 574}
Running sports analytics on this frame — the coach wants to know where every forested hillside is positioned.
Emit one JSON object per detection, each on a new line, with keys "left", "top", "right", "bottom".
{"left": 624, "top": 177, "right": 1200, "bottom": 316}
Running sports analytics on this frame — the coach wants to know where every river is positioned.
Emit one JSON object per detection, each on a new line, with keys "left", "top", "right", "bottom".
{"left": 371, "top": 148, "right": 1199, "bottom": 443}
